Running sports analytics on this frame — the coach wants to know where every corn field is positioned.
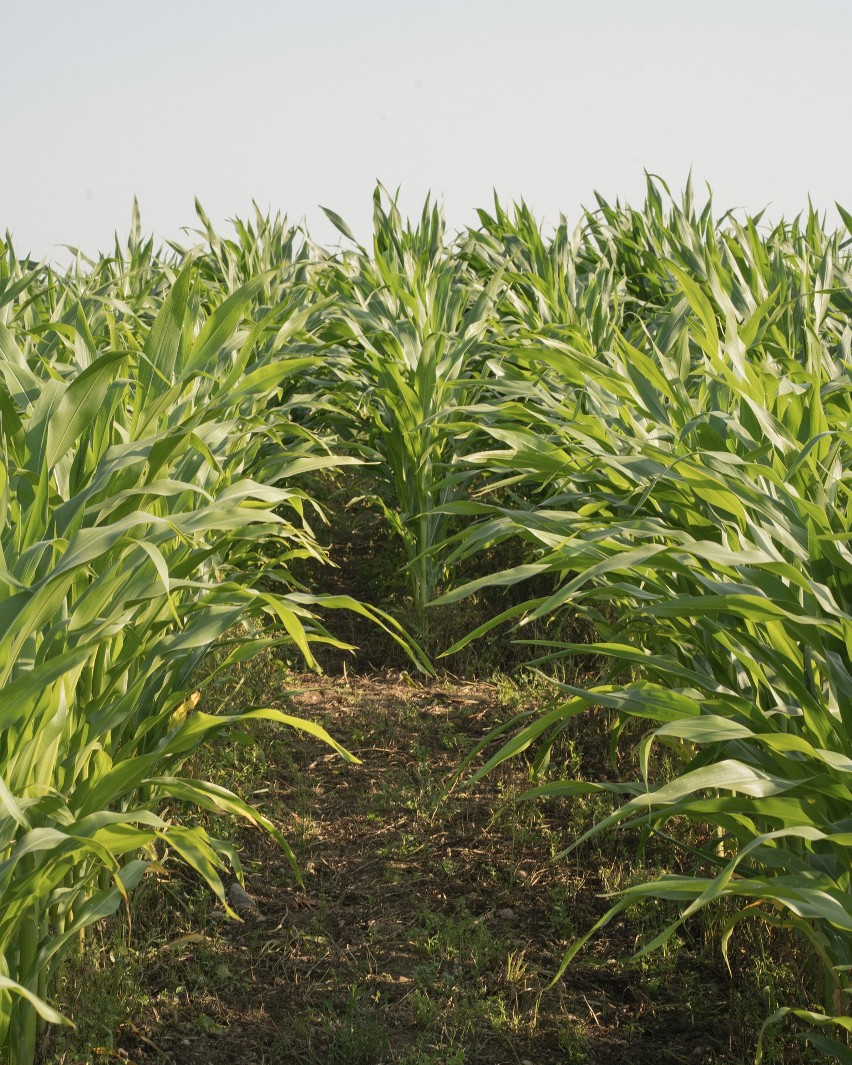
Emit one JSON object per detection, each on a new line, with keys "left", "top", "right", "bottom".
{"left": 2, "top": 178, "right": 852, "bottom": 1062}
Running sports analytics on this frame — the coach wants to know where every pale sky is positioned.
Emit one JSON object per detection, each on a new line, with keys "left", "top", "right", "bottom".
{"left": 4, "top": 0, "right": 850, "bottom": 261}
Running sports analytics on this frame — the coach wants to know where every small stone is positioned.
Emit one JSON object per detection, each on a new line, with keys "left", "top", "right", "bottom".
{"left": 496, "top": 907, "right": 515, "bottom": 920}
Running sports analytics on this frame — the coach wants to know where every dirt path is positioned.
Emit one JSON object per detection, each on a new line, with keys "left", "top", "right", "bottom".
{"left": 52, "top": 671, "right": 761, "bottom": 1065}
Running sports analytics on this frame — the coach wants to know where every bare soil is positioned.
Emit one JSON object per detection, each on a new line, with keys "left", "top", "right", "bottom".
{"left": 51, "top": 672, "right": 771, "bottom": 1065}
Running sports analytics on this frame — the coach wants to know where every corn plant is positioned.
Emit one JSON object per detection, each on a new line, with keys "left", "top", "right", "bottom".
{"left": 437, "top": 185, "right": 852, "bottom": 1059}
{"left": 0, "top": 225, "right": 425, "bottom": 1062}
{"left": 313, "top": 188, "right": 504, "bottom": 634}
{"left": 7, "top": 179, "right": 852, "bottom": 1063}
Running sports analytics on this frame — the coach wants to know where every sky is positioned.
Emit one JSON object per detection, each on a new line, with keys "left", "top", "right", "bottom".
{"left": 4, "top": 0, "right": 851, "bottom": 261}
